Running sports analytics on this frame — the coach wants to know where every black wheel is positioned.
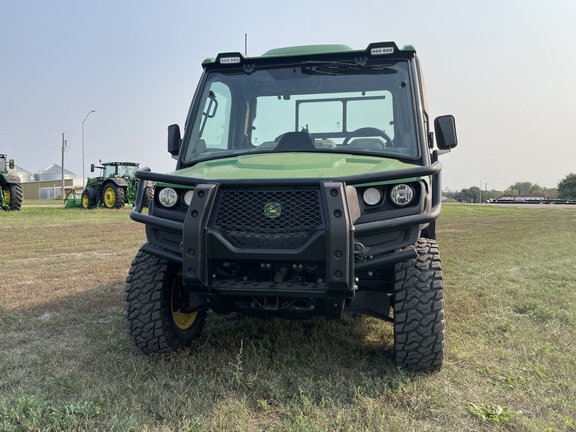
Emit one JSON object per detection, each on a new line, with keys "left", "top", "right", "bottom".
{"left": 81, "top": 189, "right": 97, "bottom": 209}
{"left": 2, "top": 183, "right": 23, "bottom": 210}
{"left": 393, "top": 238, "right": 444, "bottom": 372}
{"left": 123, "top": 246, "right": 207, "bottom": 354}
{"left": 102, "top": 182, "right": 125, "bottom": 209}
{"left": 144, "top": 186, "right": 154, "bottom": 208}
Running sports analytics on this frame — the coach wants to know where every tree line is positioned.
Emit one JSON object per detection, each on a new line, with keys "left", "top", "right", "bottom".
{"left": 445, "top": 173, "right": 576, "bottom": 203}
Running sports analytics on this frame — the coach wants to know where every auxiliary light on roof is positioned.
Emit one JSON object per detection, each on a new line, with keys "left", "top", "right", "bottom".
{"left": 219, "top": 56, "right": 242, "bottom": 64}
{"left": 370, "top": 47, "right": 395, "bottom": 56}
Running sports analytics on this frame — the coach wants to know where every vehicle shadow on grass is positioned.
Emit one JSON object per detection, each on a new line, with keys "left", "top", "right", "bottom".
{"left": 1, "top": 280, "right": 419, "bottom": 421}
{"left": 146, "top": 311, "right": 416, "bottom": 413}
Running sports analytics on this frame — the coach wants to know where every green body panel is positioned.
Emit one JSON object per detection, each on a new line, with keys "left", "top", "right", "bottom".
{"left": 167, "top": 153, "right": 418, "bottom": 182}
{"left": 261, "top": 44, "right": 353, "bottom": 57}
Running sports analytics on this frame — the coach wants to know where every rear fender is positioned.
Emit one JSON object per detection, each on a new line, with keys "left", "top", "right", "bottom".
{"left": 104, "top": 178, "right": 128, "bottom": 189}
{"left": 1, "top": 173, "right": 22, "bottom": 185}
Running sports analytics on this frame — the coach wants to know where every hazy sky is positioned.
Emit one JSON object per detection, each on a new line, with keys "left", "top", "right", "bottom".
{"left": 1, "top": 0, "right": 575, "bottom": 191}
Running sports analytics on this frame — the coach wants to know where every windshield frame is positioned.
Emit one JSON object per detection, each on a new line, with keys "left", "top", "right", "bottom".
{"left": 180, "top": 57, "right": 423, "bottom": 166}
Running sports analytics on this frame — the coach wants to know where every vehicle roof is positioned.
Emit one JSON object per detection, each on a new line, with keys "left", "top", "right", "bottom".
{"left": 202, "top": 41, "right": 416, "bottom": 67}
{"left": 101, "top": 161, "right": 139, "bottom": 166}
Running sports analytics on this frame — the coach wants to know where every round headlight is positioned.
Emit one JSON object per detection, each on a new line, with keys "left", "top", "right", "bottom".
{"left": 390, "top": 184, "right": 415, "bottom": 207}
{"left": 183, "top": 189, "right": 194, "bottom": 206}
{"left": 362, "top": 187, "right": 382, "bottom": 206}
{"left": 158, "top": 188, "right": 178, "bottom": 208}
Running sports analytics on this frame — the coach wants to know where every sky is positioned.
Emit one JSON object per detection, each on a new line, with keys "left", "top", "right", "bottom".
{"left": 1, "top": 0, "right": 575, "bottom": 191}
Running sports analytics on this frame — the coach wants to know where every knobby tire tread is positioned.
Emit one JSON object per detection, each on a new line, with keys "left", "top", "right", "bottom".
{"left": 9, "top": 183, "right": 23, "bottom": 210}
{"left": 394, "top": 238, "right": 444, "bottom": 372}
{"left": 123, "top": 246, "right": 206, "bottom": 354}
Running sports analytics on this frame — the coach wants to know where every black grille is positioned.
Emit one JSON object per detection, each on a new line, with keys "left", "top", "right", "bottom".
{"left": 213, "top": 189, "right": 323, "bottom": 249}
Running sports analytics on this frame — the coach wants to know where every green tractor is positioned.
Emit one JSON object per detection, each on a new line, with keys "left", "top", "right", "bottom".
{"left": 0, "top": 154, "right": 23, "bottom": 211}
{"left": 81, "top": 161, "right": 151, "bottom": 209}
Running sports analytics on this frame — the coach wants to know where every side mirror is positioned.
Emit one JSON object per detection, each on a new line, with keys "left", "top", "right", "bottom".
{"left": 434, "top": 115, "right": 458, "bottom": 150}
{"left": 168, "top": 124, "right": 182, "bottom": 158}
{"left": 90, "top": 164, "right": 95, "bottom": 172}
{"left": 8, "top": 159, "right": 15, "bottom": 169}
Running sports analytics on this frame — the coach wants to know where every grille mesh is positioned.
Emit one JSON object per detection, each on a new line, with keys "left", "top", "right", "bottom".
{"left": 213, "top": 189, "right": 323, "bottom": 249}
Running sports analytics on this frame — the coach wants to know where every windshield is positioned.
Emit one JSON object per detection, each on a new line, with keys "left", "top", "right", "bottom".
{"left": 183, "top": 60, "right": 419, "bottom": 163}
{"left": 0, "top": 158, "right": 6, "bottom": 173}
{"left": 103, "top": 164, "right": 137, "bottom": 178}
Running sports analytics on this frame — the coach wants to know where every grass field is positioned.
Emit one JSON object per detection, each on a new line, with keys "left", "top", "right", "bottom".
{"left": 1, "top": 202, "right": 575, "bottom": 431}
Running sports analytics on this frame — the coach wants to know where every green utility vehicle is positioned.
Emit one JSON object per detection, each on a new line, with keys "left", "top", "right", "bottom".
{"left": 0, "top": 154, "right": 23, "bottom": 211}
{"left": 124, "top": 42, "right": 458, "bottom": 371}
{"left": 81, "top": 161, "right": 151, "bottom": 209}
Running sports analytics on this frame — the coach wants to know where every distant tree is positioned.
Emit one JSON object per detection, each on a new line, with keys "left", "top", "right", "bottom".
{"left": 557, "top": 173, "right": 576, "bottom": 200}
{"left": 505, "top": 182, "right": 543, "bottom": 196}
{"left": 445, "top": 187, "right": 503, "bottom": 203}
{"left": 482, "top": 189, "right": 503, "bottom": 201}
{"left": 459, "top": 186, "right": 481, "bottom": 203}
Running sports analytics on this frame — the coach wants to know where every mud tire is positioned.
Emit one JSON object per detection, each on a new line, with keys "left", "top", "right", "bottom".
{"left": 123, "top": 246, "right": 207, "bottom": 354}
{"left": 393, "top": 238, "right": 444, "bottom": 372}
{"left": 144, "top": 186, "right": 154, "bottom": 208}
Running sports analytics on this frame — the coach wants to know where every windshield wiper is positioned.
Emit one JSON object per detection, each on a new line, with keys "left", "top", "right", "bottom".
{"left": 301, "top": 61, "right": 397, "bottom": 76}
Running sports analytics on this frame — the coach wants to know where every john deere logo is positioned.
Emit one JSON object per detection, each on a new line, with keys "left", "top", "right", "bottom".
{"left": 264, "top": 202, "right": 282, "bottom": 219}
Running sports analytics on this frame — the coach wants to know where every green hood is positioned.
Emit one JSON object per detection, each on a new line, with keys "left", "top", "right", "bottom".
{"left": 171, "top": 153, "right": 419, "bottom": 180}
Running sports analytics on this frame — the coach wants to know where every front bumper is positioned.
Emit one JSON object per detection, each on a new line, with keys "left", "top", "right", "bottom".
{"left": 130, "top": 162, "right": 443, "bottom": 297}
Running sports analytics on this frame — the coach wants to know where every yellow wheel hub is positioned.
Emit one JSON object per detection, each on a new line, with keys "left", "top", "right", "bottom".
{"left": 171, "top": 277, "right": 198, "bottom": 330}
{"left": 172, "top": 309, "right": 198, "bottom": 330}
{"left": 3, "top": 186, "right": 10, "bottom": 205}
{"left": 82, "top": 194, "right": 89, "bottom": 208}
{"left": 103, "top": 187, "right": 116, "bottom": 207}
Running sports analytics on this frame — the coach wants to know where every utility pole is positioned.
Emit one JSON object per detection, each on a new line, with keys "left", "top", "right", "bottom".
{"left": 82, "top": 110, "right": 96, "bottom": 187}
{"left": 61, "top": 133, "right": 69, "bottom": 201}
{"left": 479, "top": 177, "right": 490, "bottom": 203}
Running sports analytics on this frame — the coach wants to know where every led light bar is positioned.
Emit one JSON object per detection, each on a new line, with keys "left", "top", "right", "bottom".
{"left": 370, "top": 47, "right": 394, "bottom": 56}
{"left": 219, "top": 56, "right": 241, "bottom": 64}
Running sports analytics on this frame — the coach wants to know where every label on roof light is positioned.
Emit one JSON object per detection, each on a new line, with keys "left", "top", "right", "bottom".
{"left": 219, "top": 56, "right": 241, "bottom": 64}
{"left": 370, "top": 47, "right": 394, "bottom": 55}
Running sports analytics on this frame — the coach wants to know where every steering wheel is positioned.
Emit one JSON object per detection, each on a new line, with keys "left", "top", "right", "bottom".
{"left": 342, "top": 127, "right": 393, "bottom": 147}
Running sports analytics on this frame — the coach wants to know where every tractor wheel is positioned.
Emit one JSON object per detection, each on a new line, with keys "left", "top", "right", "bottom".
{"left": 2, "top": 183, "right": 23, "bottom": 211}
{"left": 81, "top": 189, "right": 97, "bottom": 209}
{"left": 102, "top": 183, "right": 125, "bottom": 209}
{"left": 393, "top": 238, "right": 444, "bottom": 372}
{"left": 144, "top": 186, "right": 154, "bottom": 208}
{"left": 123, "top": 246, "right": 207, "bottom": 354}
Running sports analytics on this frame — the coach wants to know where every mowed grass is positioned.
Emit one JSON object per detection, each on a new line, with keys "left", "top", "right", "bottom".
{"left": 0, "top": 202, "right": 575, "bottom": 431}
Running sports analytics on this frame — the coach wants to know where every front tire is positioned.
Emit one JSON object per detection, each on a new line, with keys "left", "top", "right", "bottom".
{"left": 81, "top": 189, "right": 97, "bottom": 209}
{"left": 144, "top": 186, "right": 154, "bottom": 208}
{"left": 393, "top": 238, "right": 444, "bottom": 372}
{"left": 123, "top": 246, "right": 207, "bottom": 354}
